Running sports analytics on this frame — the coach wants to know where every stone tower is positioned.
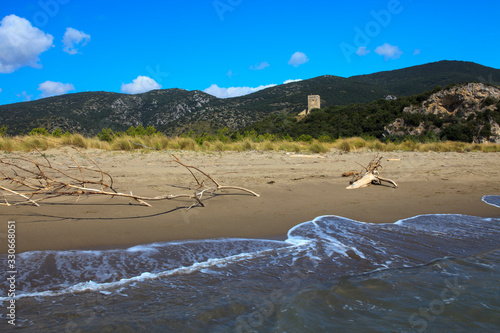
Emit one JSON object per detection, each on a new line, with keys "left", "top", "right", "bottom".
{"left": 307, "top": 95, "right": 320, "bottom": 114}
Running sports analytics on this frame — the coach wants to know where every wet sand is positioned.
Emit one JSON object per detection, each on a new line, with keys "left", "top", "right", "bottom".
{"left": 1, "top": 149, "right": 499, "bottom": 253}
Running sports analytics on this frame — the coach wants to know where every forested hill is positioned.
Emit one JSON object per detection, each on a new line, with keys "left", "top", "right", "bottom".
{"left": 0, "top": 60, "right": 499, "bottom": 136}
{"left": 349, "top": 60, "right": 500, "bottom": 96}
{"left": 242, "top": 83, "right": 500, "bottom": 143}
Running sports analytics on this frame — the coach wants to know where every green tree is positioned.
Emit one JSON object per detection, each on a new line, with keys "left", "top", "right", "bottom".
{"left": 52, "top": 129, "right": 63, "bottom": 137}
{"left": 98, "top": 128, "right": 115, "bottom": 142}
{"left": 441, "top": 124, "right": 473, "bottom": 142}
{"left": 296, "top": 134, "right": 313, "bottom": 143}
{"left": 217, "top": 127, "right": 230, "bottom": 143}
{"left": 30, "top": 127, "right": 49, "bottom": 136}
{"left": 145, "top": 126, "right": 157, "bottom": 136}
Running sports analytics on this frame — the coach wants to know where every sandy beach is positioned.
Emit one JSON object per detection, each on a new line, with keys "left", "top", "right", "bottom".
{"left": 1, "top": 149, "right": 499, "bottom": 253}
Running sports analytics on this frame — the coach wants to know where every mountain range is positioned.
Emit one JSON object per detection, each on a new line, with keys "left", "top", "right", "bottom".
{"left": 0, "top": 60, "right": 499, "bottom": 136}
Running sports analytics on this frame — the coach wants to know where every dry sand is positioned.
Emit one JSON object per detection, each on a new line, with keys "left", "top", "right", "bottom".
{"left": 1, "top": 149, "right": 499, "bottom": 253}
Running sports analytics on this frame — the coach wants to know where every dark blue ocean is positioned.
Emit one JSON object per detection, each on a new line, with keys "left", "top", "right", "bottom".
{"left": 1, "top": 196, "right": 499, "bottom": 332}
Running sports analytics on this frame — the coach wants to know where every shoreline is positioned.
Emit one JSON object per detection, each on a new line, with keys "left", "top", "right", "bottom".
{"left": 1, "top": 150, "right": 499, "bottom": 253}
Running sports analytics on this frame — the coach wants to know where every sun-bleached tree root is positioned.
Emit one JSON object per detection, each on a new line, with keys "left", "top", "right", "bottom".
{"left": 346, "top": 155, "right": 398, "bottom": 189}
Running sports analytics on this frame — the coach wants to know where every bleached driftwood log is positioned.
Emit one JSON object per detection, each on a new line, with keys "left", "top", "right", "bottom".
{"left": 346, "top": 155, "right": 398, "bottom": 189}
{"left": 0, "top": 146, "right": 259, "bottom": 208}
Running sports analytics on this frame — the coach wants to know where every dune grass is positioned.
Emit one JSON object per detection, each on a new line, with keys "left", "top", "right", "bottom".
{"left": 1, "top": 134, "right": 499, "bottom": 153}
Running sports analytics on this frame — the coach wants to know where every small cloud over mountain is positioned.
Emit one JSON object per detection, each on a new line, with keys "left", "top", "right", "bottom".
{"left": 356, "top": 46, "right": 370, "bottom": 56}
{"left": 204, "top": 79, "right": 304, "bottom": 98}
{"left": 204, "top": 83, "right": 277, "bottom": 98}
{"left": 288, "top": 52, "right": 309, "bottom": 67}
{"left": 38, "top": 81, "right": 75, "bottom": 98}
{"left": 250, "top": 62, "right": 270, "bottom": 70}
{"left": 16, "top": 91, "right": 34, "bottom": 101}
{"left": 121, "top": 76, "right": 162, "bottom": 94}
{"left": 375, "top": 43, "right": 402, "bottom": 60}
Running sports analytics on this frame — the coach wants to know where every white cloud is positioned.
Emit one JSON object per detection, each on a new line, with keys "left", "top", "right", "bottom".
{"left": 250, "top": 62, "right": 270, "bottom": 70}
{"left": 62, "top": 27, "right": 91, "bottom": 55}
{"left": 0, "top": 15, "right": 54, "bottom": 73}
{"left": 227, "top": 70, "right": 234, "bottom": 78}
{"left": 283, "top": 79, "right": 302, "bottom": 84}
{"left": 121, "top": 76, "right": 162, "bottom": 94}
{"left": 356, "top": 46, "right": 370, "bottom": 56}
{"left": 288, "top": 52, "right": 309, "bottom": 67}
{"left": 374, "top": 43, "right": 402, "bottom": 60}
{"left": 0, "top": 88, "right": 2, "bottom": 93}
{"left": 204, "top": 83, "right": 277, "bottom": 99}
{"left": 414, "top": 49, "right": 421, "bottom": 55}
{"left": 38, "top": 81, "right": 75, "bottom": 98}
{"left": 204, "top": 79, "right": 305, "bottom": 98}
{"left": 17, "top": 91, "right": 34, "bottom": 101}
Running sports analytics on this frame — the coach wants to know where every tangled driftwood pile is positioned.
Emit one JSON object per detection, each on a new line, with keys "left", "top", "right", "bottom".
{"left": 345, "top": 155, "right": 398, "bottom": 189}
{"left": 0, "top": 147, "right": 259, "bottom": 208}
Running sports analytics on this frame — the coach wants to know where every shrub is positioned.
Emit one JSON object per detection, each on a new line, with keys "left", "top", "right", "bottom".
{"left": 296, "top": 134, "right": 313, "bottom": 143}
{"left": 318, "top": 135, "right": 332, "bottom": 143}
{"left": 52, "top": 129, "right": 63, "bottom": 137}
{"left": 0, "top": 125, "right": 8, "bottom": 137}
{"left": 213, "top": 141, "right": 226, "bottom": 151}
{"left": 153, "top": 136, "right": 169, "bottom": 149}
{"left": 348, "top": 137, "right": 367, "bottom": 149}
{"left": 441, "top": 124, "right": 472, "bottom": 142}
{"left": 167, "top": 137, "right": 198, "bottom": 150}
{"left": 309, "top": 142, "right": 328, "bottom": 154}
{"left": 371, "top": 141, "right": 386, "bottom": 151}
{"left": 261, "top": 140, "right": 275, "bottom": 151}
{"left": 71, "top": 134, "right": 89, "bottom": 148}
{"left": 202, "top": 141, "right": 212, "bottom": 150}
{"left": 30, "top": 127, "right": 49, "bottom": 136}
{"left": 87, "top": 137, "right": 109, "bottom": 149}
{"left": 337, "top": 140, "right": 351, "bottom": 153}
{"left": 111, "top": 137, "right": 134, "bottom": 151}
{"left": 217, "top": 128, "right": 231, "bottom": 143}
{"left": 241, "top": 139, "right": 254, "bottom": 151}
{"left": 399, "top": 139, "right": 417, "bottom": 151}
{"left": 255, "top": 133, "right": 277, "bottom": 142}
{"left": 0, "top": 138, "right": 14, "bottom": 151}
{"left": 277, "top": 142, "right": 301, "bottom": 152}
{"left": 22, "top": 137, "right": 49, "bottom": 151}
{"left": 195, "top": 133, "right": 214, "bottom": 145}
{"left": 98, "top": 128, "right": 115, "bottom": 142}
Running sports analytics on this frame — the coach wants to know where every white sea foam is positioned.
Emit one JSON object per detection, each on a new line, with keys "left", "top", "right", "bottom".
{"left": 0, "top": 240, "right": 293, "bottom": 301}
{"left": 483, "top": 195, "right": 500, "bottom": 208}
{"left": 1, "top": 200, "right": 498, "bottom": 302}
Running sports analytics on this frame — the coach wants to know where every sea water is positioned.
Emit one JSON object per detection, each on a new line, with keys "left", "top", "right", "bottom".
{"left": 1, "top": 196, "right": 499, "bottom": 332}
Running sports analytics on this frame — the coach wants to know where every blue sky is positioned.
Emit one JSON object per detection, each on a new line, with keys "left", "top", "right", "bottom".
{"left": 0, "top": 0, "right": 499, "bottom": 105}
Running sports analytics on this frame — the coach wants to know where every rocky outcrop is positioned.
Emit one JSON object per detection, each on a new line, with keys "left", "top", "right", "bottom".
{"left": 384, "top": 118, "right": 430, "bottom": 137}
{"left": 404, "top": 83, "right": 500, "bottom": 117}
{"left": 385, "top": 83, "right": 500, "bottom": 142}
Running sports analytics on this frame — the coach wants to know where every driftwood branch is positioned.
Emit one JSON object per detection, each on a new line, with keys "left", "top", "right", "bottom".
{"left": 171, "top": 154, "right": 260, "bottom": 197}
{"left": 346, "top": 155, "right": 398, "bottom": 189}
{"left": 0, "top": 146, "right": 259, "bottom": 208}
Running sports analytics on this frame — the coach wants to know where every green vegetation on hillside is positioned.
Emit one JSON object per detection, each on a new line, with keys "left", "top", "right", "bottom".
{"left": 350, "top": 60, "right": 500, "bottom": 96}
{"left": 239, "top": 84, "right": 500, "bottom": 144}
{"left": 239, "top": 87, "right": 440, "bottom": 140}
{"left": 1, "top": 61, "right": 499, "bottom": 137}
